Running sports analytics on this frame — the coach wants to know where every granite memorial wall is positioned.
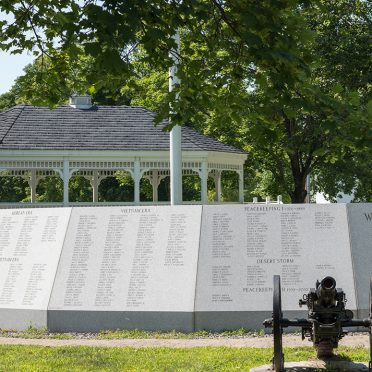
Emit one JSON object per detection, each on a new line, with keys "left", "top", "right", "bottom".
{"left": 348, "top": 203, "right": 372, "bottom": 318}
{"left": 195, "top": 204, "right": 358, "bottom": 330}
{"left": 0, "top": 204, "right": 370, "bottom": 331}
{"left": 0, "top": 208, "right": 72, "bottom": 329}
{"left": 48, "top": 206, "right": 202, "bottom": 332}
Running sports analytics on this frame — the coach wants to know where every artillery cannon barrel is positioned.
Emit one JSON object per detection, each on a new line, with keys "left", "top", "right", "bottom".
{"left": 316, "top": 276, "right": 337, "bottom": 307}
{"left": 341, "top": 318, "right": 371, "bottom": 328}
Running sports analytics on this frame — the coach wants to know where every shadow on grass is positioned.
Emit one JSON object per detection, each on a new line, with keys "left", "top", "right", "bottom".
{"left": 278, "top": 355, "right": 369, "bottom": 371}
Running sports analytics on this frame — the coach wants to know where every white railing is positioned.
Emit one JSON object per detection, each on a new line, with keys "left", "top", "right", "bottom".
{"left": 0, "top": 201, "right": 167, "bottom": 208}
{"left": 249, "top": 196, "right": 283, "bottom": 204}
{"left": 0, "top": 196, "right": 284, "bottom": 209}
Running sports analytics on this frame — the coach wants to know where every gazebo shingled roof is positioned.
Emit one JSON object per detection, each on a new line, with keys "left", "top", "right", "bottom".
{"left": 0, "top": 105, "right": 244, "bottom": 153}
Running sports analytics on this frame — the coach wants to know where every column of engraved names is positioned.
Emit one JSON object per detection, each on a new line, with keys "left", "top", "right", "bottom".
{"left": 211, "top": 213, "right": 233, "bottom": 304}
{"left": 314, "top": 210, "right": 336, "bottom": 230}
{"left": 41, "top": 215, "right": 59, "bottom": 243}
{"left": 0, "top": 260, "right": 22, "bottom": 304}
{"left": 0, "top": 215, "right": 18, "bottom": 304}
{"left": 280, "top": 209, "right": 302, "bottom": 286}
{"left": 0, "top": 215, "right": 16, "bottom": 255}
{"left": 64, "top": 215, "right": 97, "bottom": 307}
{"left": 95, "top": 215, "right": 127, "bottom": 306}
{"left": 22, "top": 263, "right": 47, "bottom": 306}
{"left": 20, "top": 215, "right": 61, "bottom": 306}
{"left": 126, "top": 213, "right": 160, "bottom": 308}
{"left": 14, "top": 214, "right": 38, "bottom": 257}
{"left": 164, "top": 214, "right": 187, "bottom": 266}
{"left": 313, "top": 210, "right": 337, "bottom": 272}
{"left": 0, "top": 216, "right": 17, "bottom": 304}
{"left": 211, "top": 213, "right": 233, "bottom": 259}
{"left": 0, "top": 213, "right": 37, "bottom": 304}
{"left": 246, "top": 211, "right": 268, "bottom": 289}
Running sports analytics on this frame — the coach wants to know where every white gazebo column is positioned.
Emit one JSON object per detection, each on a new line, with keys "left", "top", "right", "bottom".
{"left": 91, "top": 170, "right": 99, "bottom": 203}
{"left": 215, "top": 171, "right": 222, "bottom": 202}
{"left": 152, "top": 170, "right": 159, "bottom": 202}
{"left": 144, "top": 170, "right": 168, "bottom": 203}
{"left": 134, "top": 158, "right": 141, "bottom": 204}
{"left": 238, "top": 170, "right": 244, "bottom": 203}
{"left": 29, "top": 169, "right": 38, "bottom": 203}
{"left": 200, "top": 161, "right": 208, "bottom": 204}
{"left": 62, "top": 160, "right": 70, "bottom": 207}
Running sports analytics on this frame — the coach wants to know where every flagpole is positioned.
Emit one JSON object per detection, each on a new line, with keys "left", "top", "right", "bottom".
{"left": 169, "top": 30, "right": 182, "bottom": 205}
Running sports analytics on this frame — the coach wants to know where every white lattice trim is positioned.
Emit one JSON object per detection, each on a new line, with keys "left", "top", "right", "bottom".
{"left": 71, "top": 170, "right": 131, "bottom": 177}
{"left": 69, "top": 161, "right": 133, "bottom": 169}
{"left": 208, "top": 163, "right": 242, "bottom": 171}
{"left": 183, "top": 161, "right": 202, "bottom": 169}
{"left": 0, "top": 160, "right": 63, "bottom": 169}
{"left": 141, "top": 161, "right": 169, "bottom": 169}
{"left": 0, "top": 169, "right": 29, "bottom": 176}
{"left": 143, "top": 170, "right": 170, "bottom": 177}
{"left": 0, "top": 169, "right": 59, "bottom": 177}
{"left": 183, "top": 169, "right": 199, "bottom": 176}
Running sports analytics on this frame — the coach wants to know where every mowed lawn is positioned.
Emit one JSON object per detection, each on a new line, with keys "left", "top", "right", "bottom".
{"left": 0, "top": 345, "right": 369, "bottom": 371}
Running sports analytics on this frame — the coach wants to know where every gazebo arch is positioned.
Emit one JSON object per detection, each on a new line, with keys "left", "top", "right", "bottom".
{"left": 0, "top": 97, "right": 247, "bottom": 207}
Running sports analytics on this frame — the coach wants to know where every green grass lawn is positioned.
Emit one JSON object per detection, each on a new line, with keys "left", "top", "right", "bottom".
{"left": 0, "top": 345, "right": 369, "bottom": 371}
{"left": 0, "top": 326, "right": 264, "bottom": 339}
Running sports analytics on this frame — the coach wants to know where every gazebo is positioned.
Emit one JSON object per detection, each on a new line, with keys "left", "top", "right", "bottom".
{"left": 0, "top": 96, "right": 247, "bottom": 207}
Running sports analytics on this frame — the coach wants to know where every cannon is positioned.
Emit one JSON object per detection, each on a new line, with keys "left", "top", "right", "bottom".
{"left": 263, "top": 275, "right": 372, "bottom": 372}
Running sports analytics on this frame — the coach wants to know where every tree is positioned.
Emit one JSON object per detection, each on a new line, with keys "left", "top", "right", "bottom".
{"left": 305, "top": 0, "right": 372, "bottom": 202}
{"left": 168, "top": 0, "right": 371, "bottom": 202}
{"left": 1, "top": 1, "right": 370, "bottom": 203}
{"left": 126, "top": 0, "right": 371, "bottom": 203}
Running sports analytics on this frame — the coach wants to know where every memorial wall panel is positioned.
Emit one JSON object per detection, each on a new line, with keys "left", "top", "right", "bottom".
{"left": 348, "top": 203, "right": 372, "bottom": 315}
{"left": 0, "top": 208, "right": 72, "bottom": 329}
{"left": 48, "top": 206, "right": 202, "bottom": 331}
{"left": 195, "top": 204, "right": 357, "bottom": 330}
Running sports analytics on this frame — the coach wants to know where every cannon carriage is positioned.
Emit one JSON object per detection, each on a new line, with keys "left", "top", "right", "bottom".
{"left": 263, "top": 275, "right": 372, "bottom": 372}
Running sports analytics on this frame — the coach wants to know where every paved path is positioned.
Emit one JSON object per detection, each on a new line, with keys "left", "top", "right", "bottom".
{"left": 0, "top": 334, "right": 368, "bottom": 348}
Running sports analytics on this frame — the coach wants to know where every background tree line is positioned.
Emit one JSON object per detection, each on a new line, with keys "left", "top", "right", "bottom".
{"left": 0, "top": 0, "right": 371, "bottom": 203}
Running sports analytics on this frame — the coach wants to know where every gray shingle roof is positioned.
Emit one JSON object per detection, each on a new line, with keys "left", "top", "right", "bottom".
{"left": 0, "top": 105, "right": 244, "bottom": 154}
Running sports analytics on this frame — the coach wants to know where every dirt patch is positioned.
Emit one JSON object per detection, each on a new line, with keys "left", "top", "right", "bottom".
{"left": 0, "top": 334, "right": 368, "bottom": 348}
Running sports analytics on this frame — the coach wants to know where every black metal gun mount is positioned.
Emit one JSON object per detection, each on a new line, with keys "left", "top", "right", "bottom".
{"left": 263, "top": 275, "right": 372, "bottom": 372}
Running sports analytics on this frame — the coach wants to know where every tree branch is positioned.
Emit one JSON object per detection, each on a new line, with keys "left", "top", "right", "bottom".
{"left": 19, "top": 0, "right": 52, "bottom": 59}
{"left": 211, "top": 0, "right": 242, "bottom": 39}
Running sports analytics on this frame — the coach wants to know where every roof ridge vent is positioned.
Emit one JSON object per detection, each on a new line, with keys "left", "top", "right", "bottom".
{"left": 69, "top": 94, "right": 92, "bottom": 109}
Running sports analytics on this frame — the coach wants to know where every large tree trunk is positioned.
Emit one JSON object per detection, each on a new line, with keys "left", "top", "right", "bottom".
{"left": 289, "top": 153, "right": 308, "bottom": 203}
{"left": 290, "top": 182, "right": 308, "bottom": 203}
{"left": 282, "top": 114, "right": 313, "bottom": 203}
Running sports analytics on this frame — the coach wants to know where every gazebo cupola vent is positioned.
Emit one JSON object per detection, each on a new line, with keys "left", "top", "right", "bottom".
{"left": 69, "top": 94, "right": 93, "bottom": 110}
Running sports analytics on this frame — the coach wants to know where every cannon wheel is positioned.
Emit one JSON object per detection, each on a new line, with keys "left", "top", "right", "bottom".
{"left": 369, "top": 277, "right": 372, "bottom": 371}
{"left": 273, "top": 275, "right": 284, "bottom": 372}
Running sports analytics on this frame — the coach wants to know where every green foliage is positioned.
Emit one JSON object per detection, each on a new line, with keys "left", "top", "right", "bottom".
{"left": 69, "top": 176, "right": 92, "bottom": 202}
{"left": 0, "top": 91, "right": 16, "bottom": 112}
{"left": 0, "top": 1, "right": 311, "bottom": 111}
{"left": 220, "top": 171, "right": 239, "bottom": 202}
{"left": 0, "top": 176, "right": 28, "bottom": 202}
{"left": 36, "top": 177, "right": 63, "bottom": 202}
{"left": 182, "top": 175, "right": 201, "bottom": 202}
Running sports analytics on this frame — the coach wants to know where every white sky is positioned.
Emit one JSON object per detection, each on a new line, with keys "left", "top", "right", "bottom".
{"left": 0, "top": 51, "right": 34, "bottom": 94}
{"left": 0, "top": 10, "right": 34, "bottom": 95}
